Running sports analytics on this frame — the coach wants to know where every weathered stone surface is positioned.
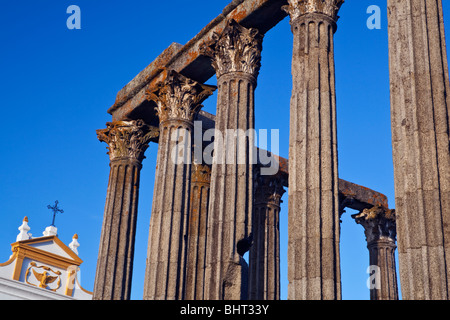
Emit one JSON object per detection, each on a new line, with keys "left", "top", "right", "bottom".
{"left": 387, "top": 0, "right": 450, "bottom": 300}
{"left": 201, "top": 19, "right": 263, "bottom": 79}
{"left": 94, "top": 120, "right": 156, "bottom": 300}
{"left": 338, "top": 179, "right": 389, "bottom": 213}
{"left": 148, "top": 70, "right": 216, "bottom": 124}
{"left": 249, "top": 170, "right": 286, "bottom": 300}
{"left": 202, "top": 20, "right": 263, "bottom": 300}
{"left": 185, "top": 163, "right": 212, "bottom": 300}
{"left": 282, "top": 0, "right": 344, "bottom": 23}
{"left": 143, "top": 71, "right": 215, "bottom": 300}
{"left": 285, "top": 0, "right": 343, "bottom": 300}
{"left": 353, "top": 206, "right": 398, "bottom": 300}
{"left": 97, "top": 120, "right": 158, "bottom": 163}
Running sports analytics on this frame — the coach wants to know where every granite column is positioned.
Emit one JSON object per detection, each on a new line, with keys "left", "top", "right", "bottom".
{"left": 249, "top": 171, "right": 286, "bottom": 300}
{"left": 185, "top": 163, "right": 212, "bottom": 300}
{"left": 94, "top": 120, "right": 157, "bottom": 300}
{"left": 283, "top": 0, "right": 344, "bottom": 300}
{"left": 143, "top": 70, "right": 215, "bottom": 300}
{"left": 353, "top": 206, "right": 399, "bottom": 300}
{"left": 201, "top": 19, "right": 263, "bottom": 300}
{"left": 387, "top": 0, "right": 450, "bottom": 300}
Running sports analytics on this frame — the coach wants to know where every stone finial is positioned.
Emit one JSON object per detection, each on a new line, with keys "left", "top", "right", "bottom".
{"left": 146, "top": 70, "right": 216, "bottom": 124}
{"left": 352, "top": 206, "right": 396, "bottom": 244}
{"left": 282, "top": 0, "right": 344, "bottom": 22}
{"left": 16, "top": 216, "right": 31, "bottom": 242}
{"left": 69, "top": 234, "right": 80, "bottom": 255}
{"left": 201, "top": 19, "right": 264, "bottom": 79}
{"left": 96, "top": 120, "right": 158, "bottom": 163}
{"left": 43, "top": 225, "right": 58, "bottom": 237}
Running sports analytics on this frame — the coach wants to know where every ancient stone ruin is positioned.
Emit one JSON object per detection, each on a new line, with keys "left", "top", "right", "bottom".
{"left": 93, "top": 0, "right": 450, "bottom": 300}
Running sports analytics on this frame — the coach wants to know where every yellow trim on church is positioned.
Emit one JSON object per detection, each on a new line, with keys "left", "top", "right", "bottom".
{"left": 2, "top": 235, "right": 92, "bottom": 297}
{"left": 0, "top": 251, "right": 17, "bottom": 267}
{"left": 10, "top": 237, "right": 83, "bottom": 282}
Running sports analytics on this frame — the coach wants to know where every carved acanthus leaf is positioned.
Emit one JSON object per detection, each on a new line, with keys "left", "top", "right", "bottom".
{"left": 96, "top": 120, "right": 158, "bottom": 162}
{"left": 282, "top": 0, "right": 344, "bottom": 22}
{"left": 146, "top": 70, "right": 216, "bottom": 123}
{"left": 201, "top": 19, "right": 263, "bottom": 79}
{"left": 352, "top": 206, "right": 396, "bottom": 244}
{"left": 254, "top": 173, "right": 286, "bottom": 206}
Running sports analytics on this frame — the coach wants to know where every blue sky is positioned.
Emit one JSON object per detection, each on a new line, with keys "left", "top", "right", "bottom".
{"left": 1, "top": 0, "right": 449, "bottom": 300}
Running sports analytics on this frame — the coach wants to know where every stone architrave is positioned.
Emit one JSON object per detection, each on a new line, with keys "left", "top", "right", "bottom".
{"left": 94, "top": 120, "right": 157, "bottom": 300}
{"left": 353, "top": 206, "right": 399, "bottom": 300}
{"left": 249, "top": 171, "right": 286, "bottom": 300}
{"left": 143, "top": 70, "right": 215, "bottom": 300}
{"left": 387, "top": 0, "right": 450, "bottom": 300}
{"left": 200, "top": 19, "right": 263, "bottom": 300}
{"left": 185, "top": 163, "right": 212, "bottom": 300}
{"left": 283, "top": 0, "right": 344, "bottom": 300}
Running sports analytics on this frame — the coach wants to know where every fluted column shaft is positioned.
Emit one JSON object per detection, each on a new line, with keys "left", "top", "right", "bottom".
{"left": 201, "top": 19, "right": 263, "bottom": 300}
{"left": 283, "top": 0, "right": 343, "bottom": 300}
{"left": 185, "top": 163, "right": 211, "bottom": 300}
{"left": 353, "top": 206, "right": 399, "bottom": 300}
{"left": 367, "top": 241, "right": 398, "bottom": 300}
{"left": 145, "top": 120, "right": 191, "bottom": 300}
{"left": 94, "top": 120, "right": 156, "bottom": 300}
{"left": 249, "top": 173, "right": 286, "bottom": 300}
{"left": 387, "top": 0, "right": 450, "bottom": 300}
{"left": 143, "top": 71, "right": 215, "bottom": 300}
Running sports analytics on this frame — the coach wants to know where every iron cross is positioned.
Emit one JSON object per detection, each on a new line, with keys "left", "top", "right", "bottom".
{"left": 47, "top": 200, "right": 64, "bottom": 227}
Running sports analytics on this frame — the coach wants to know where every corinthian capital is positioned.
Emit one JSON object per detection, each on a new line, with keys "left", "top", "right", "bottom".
{"left": 146, "top": 70, "right": 216, "bottom": 124}
{"left": 282, "top": 0, "right": 344, "bottom": 22}
{"left": 352, "top": 206, "right": 396, "bottom": 244}
{"left": 201, "top": 19, "right": 263, "bottom": 79}
{"left": 254, "top": 173, "right": 286, "bottom": 206}
{"left": 96, "top": 120, "right": 158, "bottom": 163}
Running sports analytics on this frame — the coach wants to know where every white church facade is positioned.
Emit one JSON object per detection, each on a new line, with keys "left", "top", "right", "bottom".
{"left": 0, "top": 217, "right": 92, "bottom": 300}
